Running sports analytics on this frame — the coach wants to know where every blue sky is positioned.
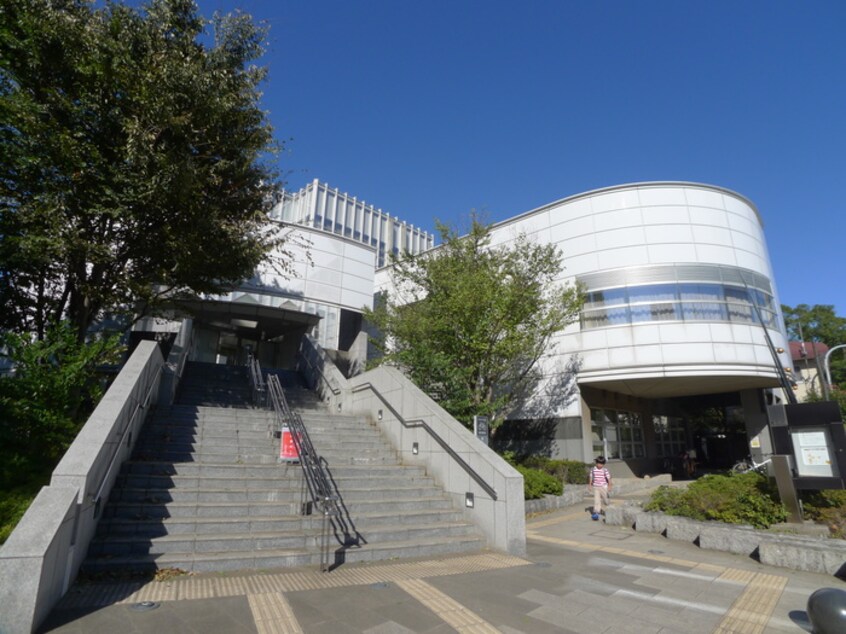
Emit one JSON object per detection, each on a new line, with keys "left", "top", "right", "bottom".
{"left": 196, "top": 0, "right": 845, "bottom": 317}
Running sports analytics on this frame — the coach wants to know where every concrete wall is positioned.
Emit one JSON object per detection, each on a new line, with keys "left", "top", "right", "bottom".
{"left": 0, "top": 341, "right": 164, "bottom": 634}
{"left": 298, "top": 336, "right": 526, "bottom": 556}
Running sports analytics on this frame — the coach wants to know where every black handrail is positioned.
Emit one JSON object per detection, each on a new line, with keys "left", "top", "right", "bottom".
{"left": 297, "top": 342, "right": 499, "bottom": 502}
{"left": 247, "top": 353, "right": 267, "bottom": 407}
{"left": 266, "top": 374, "right": 339, "bottom": 572}
{"left": 350, "top": 382, "right": 498, "bottom": 501}
{"left": 297, "top": 346, "right": 341, "bottom": 396}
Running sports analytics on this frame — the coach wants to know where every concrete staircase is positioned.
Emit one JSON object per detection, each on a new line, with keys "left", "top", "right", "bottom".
{"left": 83, "top": 362, "right": 484, "bottom": 574}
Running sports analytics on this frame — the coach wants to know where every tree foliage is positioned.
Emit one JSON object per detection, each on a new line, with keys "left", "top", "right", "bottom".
{"left": 0, "top": 321, "right": 123, "bottom": 488}
{"left": 366, "top": 217, "right": 583, "bottom": 429}
{"left": 0, "top": 0, "right": 289, "bottom": 340}
{"left": 782, "top": 303, "right": 846, "bottom": 387}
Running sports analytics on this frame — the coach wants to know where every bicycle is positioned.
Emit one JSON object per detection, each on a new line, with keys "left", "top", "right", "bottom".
{"left": 731, "top": 454, "right": 773, "bottom": 474}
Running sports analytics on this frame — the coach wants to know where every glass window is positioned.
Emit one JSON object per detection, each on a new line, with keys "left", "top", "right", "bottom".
{"left": 681, "top": 301, "right": 728, "bottom": 322}
{"left": 678, "top": 283, "right": 723, "bottom": 301}
{"left": 579, "top": 278, "right": 776, "bottom": 331}
{"left": 628, "top": 284, "right": 677, "bottom": 303}
{"left": 586, "top": 288, "right": 628, "bottom": 308}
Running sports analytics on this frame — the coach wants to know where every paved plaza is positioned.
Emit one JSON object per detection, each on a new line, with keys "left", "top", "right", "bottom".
{"left": 41, "top": 501, "right": 842, "bottom": 634}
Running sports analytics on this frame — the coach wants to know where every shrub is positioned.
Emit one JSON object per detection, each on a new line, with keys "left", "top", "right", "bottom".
{"left": 801, "top": 489, "right": 846, "bottom": 538}
{"left": 523, "top": 456, "right": 591, "bottom": 485}
{"left": 644, "top": 472, "right": 788, "bottom": 528}
{"left": 515, "top": 465, "right": 563, "bottom": 500}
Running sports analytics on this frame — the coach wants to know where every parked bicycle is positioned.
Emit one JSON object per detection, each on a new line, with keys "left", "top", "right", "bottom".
{"left": 731, "top": 454, "right": 773, "bottom": 474}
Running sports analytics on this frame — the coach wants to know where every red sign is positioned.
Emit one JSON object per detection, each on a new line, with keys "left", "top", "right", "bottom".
{"left": 279, "top": 427, "right": 299, "bottom": 462}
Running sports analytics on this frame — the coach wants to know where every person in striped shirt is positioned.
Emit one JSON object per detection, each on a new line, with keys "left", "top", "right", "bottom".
{"left": 588, "top": 456, "right": 612, "bottom": 517}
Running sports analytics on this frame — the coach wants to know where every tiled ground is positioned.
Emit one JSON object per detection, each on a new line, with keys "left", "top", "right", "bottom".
{"left": 41, "top": 504, "right": 839, "bottom": 634}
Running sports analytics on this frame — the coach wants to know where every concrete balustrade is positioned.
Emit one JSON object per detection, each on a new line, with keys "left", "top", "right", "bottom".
{"left": 0, "top": 341, "right": 164, "bottom": 634}
{"left": 298, "top": 337, "right": 526, "bottom": 557}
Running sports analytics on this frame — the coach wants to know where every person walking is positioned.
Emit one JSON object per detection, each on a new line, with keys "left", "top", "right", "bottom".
{"left": 588, "top": 456, "right": 612, "bottom": 518}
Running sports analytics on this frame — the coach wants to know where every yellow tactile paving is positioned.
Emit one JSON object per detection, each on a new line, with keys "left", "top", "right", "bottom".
{"left": 248, "top": 592, "right": 303, "bottom": 634}
{"left": 713, "top": 573, "right": 788, "bottom": 634}
{"left": 62, "top": 552, "right": 530, "bottom": 608}
{"left": 396, "top": 578, "right": 501, "bottom": 633}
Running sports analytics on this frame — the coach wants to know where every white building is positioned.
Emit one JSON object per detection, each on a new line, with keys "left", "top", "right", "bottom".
{"left": 138, "top": 180, "right": 791, "bottom": 475}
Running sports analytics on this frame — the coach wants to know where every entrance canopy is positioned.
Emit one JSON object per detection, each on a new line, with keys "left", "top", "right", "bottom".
{"left": 177, "top": 298, "right": 320, "bottom": 342}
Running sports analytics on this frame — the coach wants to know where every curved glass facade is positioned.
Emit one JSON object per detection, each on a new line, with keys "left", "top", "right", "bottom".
{"left": 579, "top": 265, "right": 777, "bottom": 330}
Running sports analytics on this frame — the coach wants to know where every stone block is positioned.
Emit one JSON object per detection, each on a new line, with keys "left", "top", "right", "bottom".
{"left": 634, "top": 511, "right": 669, "bottom": 534}
{"left": 604, "top": 504, "right": 639, "bottom": 528}
{"left": 759, "top": 536, "right": 846, "bottom": 577}
{"left": 665, "top": 516, "right": 706, "bottom": 543}
{"left": 698, "top": 523, "right": 761, "bottom": 557}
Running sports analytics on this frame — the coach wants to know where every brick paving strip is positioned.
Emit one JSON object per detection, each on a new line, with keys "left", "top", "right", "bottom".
{"left": 713, "top": 572, "right": 788, "bottom": 634}
{"left": 394, "top": 578, "right": 501, "bottom": 633}
{"left": 56, "top": 552, "right": 530, "bottom": 609}
{"left": 248, "top": 592, "right": 304, "bottom": 634}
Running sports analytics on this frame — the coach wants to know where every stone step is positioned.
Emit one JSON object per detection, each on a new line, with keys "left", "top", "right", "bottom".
{"left": 110, "top": 482, "right": 440, "bottom": 505}
{"left": 89, "top": 521, "right": 479, "bottom": 559}
{"left": 114, "top": 472, "right": 433, "bottom": 491}
{"left": 118, "top": 460, "right": 427, "bottom": 479}
{"left": 101, "top": 496, "right": 456, "bottom": 520}
{"left": 96, "top": 508, "right": 468, "bottom": 538}
{"left": 130, "top": 451, "right": 280, "bottom": 465}
{"left": 82, "top": 535, "right": 486, "bottom": 574}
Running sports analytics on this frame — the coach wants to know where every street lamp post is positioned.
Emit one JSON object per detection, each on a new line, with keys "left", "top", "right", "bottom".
{"left": 823, "top": 344, "right": 846, "bottom": 400}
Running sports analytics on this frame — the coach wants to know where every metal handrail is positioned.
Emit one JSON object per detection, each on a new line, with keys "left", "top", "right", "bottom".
{"left": 351, "top": 382, "right": 498, "bottom": 501}
{"left": 266, "top": 373, "right": 339, "bottom": 572}
{"left": 297, "top": 343, "right": 498, "bottom": 501}
{"left": 247, "top": 353, "right": 267, "bottom": 407}
{"left": 297, "top": 346, "right": 341, "bottom": 396}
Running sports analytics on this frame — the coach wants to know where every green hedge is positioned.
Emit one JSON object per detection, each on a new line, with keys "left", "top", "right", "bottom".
{"left": 500, "top": 452, "right": 589, "bottom": 499}
{"left": 801, "top": 489, "right": 846, "bottom": 538}
{"left": 643, "top": 472, "right": 788, "bottom": 528}
{"left": 515, "top": 465, "right": 563, "bottom": 499}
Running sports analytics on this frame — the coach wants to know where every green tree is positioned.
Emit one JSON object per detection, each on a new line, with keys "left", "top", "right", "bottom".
{"left": 0, "top": 321, "right": 123, "bottom": 488}
{"left": 0, "top": 0, "right": 291, "bottom": 341}
{"left": 366, "top": 217, "right": 583, "bottom": 429}
{"left": 782, "top": 304, "right": 846, "bottom": 387}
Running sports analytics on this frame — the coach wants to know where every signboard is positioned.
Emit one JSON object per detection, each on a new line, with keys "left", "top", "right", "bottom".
{"left": 473, "top": 416, "right": 489, "bottom": 446}
{"left": 279, "top": 427, "right": 299, "bottom": 462}
{"left": 790, "top": 427, "right": 836, "bottom": 478}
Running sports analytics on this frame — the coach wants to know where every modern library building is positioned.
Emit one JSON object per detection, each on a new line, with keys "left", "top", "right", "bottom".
{"left": 139, "top": 179, "right": 792, "bottom": 476}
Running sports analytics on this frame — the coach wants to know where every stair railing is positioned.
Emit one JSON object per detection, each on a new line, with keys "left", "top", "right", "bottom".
{"left": 266, "top": 373, "right": 339, "bottom": 572}
{"left": 246, "top": 353, "right": 267, "bottom": 408}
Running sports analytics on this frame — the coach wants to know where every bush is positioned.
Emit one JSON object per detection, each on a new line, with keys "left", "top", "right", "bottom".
{"left": 801, "top": 489, "right": 846, "bottom": 538}
{"left": 515, "top": 465, "right": 563, "bottom": 500}
{"left": 523, "top": 456, "right": 591, "bottom": 485}
{"left": 644, "top": 472, "right": 788, "bottom": 528}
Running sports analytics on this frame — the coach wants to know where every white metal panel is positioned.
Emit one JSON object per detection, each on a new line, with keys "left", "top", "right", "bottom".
{"left": 690, "top": 224, "right": 733, "bottom": 246}
{"left": 694, "top": 243, "right": 739, "bottom": 266}
{"left": 608, "top": 346, "right": 636, "bottom": 367}
{"left": 594, "top": 208, "right": 643, "bottom": 232}
{"left": 549, "top": 214, "right": 595, "bottom": 242}
{"left": 634, "top": 344, "right": 664, "bottom": 365}
{"left": 641, "top": 205, "right": 691, "bottom": 225}
{"left": 681, "top": 187, "right": 725, "bottom": 209}
{"left": 631, "top": 324, "right": 662, "bottom": 345}
{"left": 596, "top": 244, "right": 650, "bottom": 268}
{"left": 661, "top": 342, "right": 716, "bottom": 364}
{"left": 637, "top": 187, "right": 687, "bottom": 206}
{"left": 658, "top": 323, "right": 712, "bottom": 343}
{"left": 689, "top": 206, "right": 730, "bottom": 228}
{"left": 590, "top": 188, "right": 641, "bottom": 213}
{"left": 552, "top": 196, "right": 594, "bottom": 219}
{"left": 641, "top": 223, "right": 691, "bottom": 243}
{"left": 595, "top": 226, "right": 647, "bottom": 250}
{"left": 646, "top": 243, "right": 699, "bottom": 263}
